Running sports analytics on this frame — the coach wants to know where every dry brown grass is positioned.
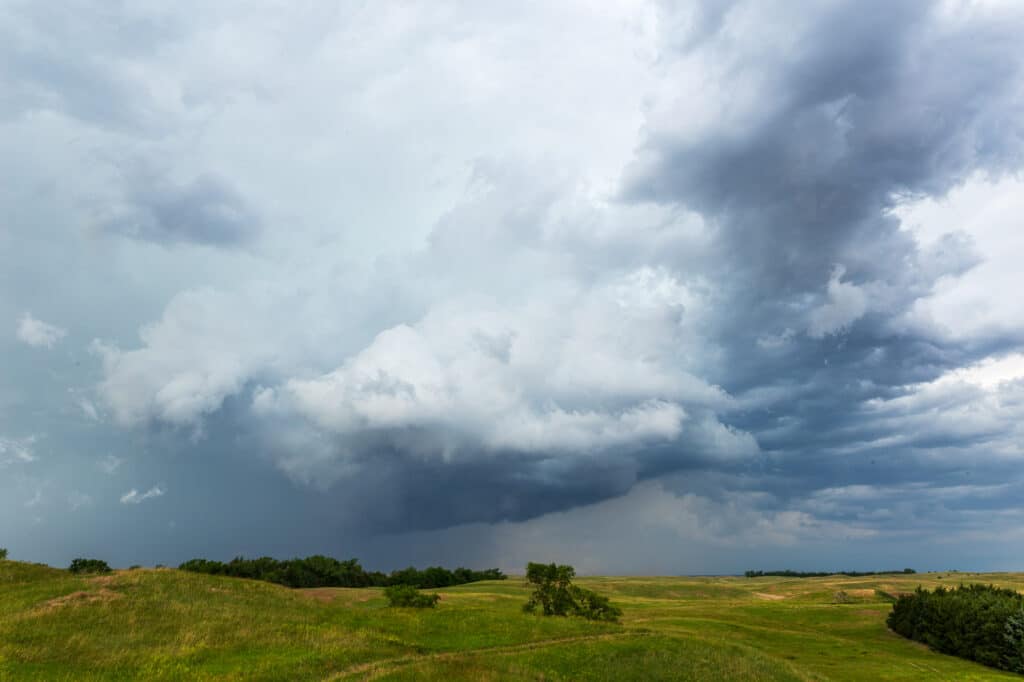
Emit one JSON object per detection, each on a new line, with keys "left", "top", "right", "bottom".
{"left": 38, "top": 588, "right": 123, "bottom": 612}
{"left": 299, "top": 587, "right": 378, "bottom": 604}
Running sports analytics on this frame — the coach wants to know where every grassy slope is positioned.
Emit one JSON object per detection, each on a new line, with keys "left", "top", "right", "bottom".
{"left": 1, "top": 560, "right": 1022, "bottom": 680}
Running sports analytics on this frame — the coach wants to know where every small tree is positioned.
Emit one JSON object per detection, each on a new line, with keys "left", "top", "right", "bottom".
{"left": 522, "top": 562, "right": 621, "bottom": 622}
{"left": 523, "top": 562, "right": 578, "bottom": 616}
{"left": 68, "top": 558, "right": 112, "bottom": 574}
{"left": 0, "top": 548, "right": 8, "bottom": 560}
{"left": 384, "top": 584, "right": 440, "bottom": 608}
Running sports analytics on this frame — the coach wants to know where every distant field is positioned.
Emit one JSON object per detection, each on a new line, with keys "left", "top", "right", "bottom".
{"left": 2, "top": 559, "right": 1023, "bottom": 680}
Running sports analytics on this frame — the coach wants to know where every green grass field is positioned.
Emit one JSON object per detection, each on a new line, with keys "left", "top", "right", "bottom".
{"left": 2, "top": 559, "right": 1022, "bottom": 680}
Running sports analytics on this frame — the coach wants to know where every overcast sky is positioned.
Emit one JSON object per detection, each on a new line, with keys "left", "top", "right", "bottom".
{"left": 3, "top": 0, "right": 1024, "bottom": 575}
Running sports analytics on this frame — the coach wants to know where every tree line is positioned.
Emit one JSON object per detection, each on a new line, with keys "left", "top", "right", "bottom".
{"left": 744, "top": 568, "right": 915, "bottom": 578}
{"left": 177, "top": 555, "right": 506, "bottom": 589}
{"left": 888, "top": 584, "right": 1024, "bottom": 673}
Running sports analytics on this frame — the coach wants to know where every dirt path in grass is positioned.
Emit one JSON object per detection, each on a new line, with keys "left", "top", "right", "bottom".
{"left": 326, "top": 631, "right": 649, "bottom": 680}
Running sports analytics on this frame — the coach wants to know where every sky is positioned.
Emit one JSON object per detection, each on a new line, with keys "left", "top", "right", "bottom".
{"left": 2, "top": 0, "right": 1024, "bottom": 575}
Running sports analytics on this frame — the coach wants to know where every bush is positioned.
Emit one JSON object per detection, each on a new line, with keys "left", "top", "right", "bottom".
{"left": 68, "top": 558, "right": 112, "bottom": 574}
{"left": 573, "top": 587, "right": 623, "bottom": 622}
{"left": 384, "top": 584, "right": 440, "bottom": 608}
{"left": 888, "top": 584, "right": 1024, "bottom": 673}
{"left": 522, "top": 562, "right": 621, "bottom": 622}
{"left": 0, "top": 548, "right": 8, "bottom": 560}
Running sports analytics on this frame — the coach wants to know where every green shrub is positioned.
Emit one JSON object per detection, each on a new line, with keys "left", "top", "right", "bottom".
{"left": 384, "top": 583, "right": 440, "bottom": 608}
{"left": 888, "top": 584, "right": 1024, "bottom": 673}
{"left": 0, "top": 548, "right": 8, "bottom": 560}
{"left": 68, "top": 558, "right": 112, "bottom": 574}
{"left": 522, "top": 562, "right": 621, "bottom": 622}
{"left": 573, "top": 586, "right": 623, "bottom": 622}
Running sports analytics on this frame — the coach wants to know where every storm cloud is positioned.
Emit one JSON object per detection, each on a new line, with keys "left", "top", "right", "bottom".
{"left": 2, "top": 0, "right": 1023, "bottom": 573}
{"left": 95, "top": 170, "right": 260, "bottom": 247}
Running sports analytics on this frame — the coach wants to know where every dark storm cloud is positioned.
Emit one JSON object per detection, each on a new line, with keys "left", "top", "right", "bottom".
{"left": 630, "top": 3, "right": 1023, "bottom": 278}
{"left": 250, "top": 384, "right": 752, "bottom": 533}
{"left": 610, "top": 0, "right": 1024, "bottom": 532}
{"left": 627, "top": 0, "right": 1022, "bottom": 346}
{"left": 96, "top": 171, "right": 261, "bottom": 247}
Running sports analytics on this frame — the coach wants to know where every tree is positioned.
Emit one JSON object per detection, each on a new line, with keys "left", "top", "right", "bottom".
{"left": 522, "top": 562, "right": 621, "bottom": 622}
{"left": 68, "top": 558, "right": 112, "bottom": 574}
{"left": 523, "top": 562, "right": 578, "bottom": 616}
{"left": 0, "top": 548, "right": 8, "bottom": 560}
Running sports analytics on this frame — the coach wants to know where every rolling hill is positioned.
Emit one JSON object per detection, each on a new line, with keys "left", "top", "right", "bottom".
{"left": 2, "top": 559, "right": 1022, "bottom": 680}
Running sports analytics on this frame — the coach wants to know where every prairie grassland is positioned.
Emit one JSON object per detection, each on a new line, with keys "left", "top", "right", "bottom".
{"left": 2, "top": 559, "right": 1022, "bottom": 680}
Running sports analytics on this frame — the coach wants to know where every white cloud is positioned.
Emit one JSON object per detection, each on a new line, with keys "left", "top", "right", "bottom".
{"left": 0, "top": 436, "right": 37, "bottom": 466}
{"left": 15, "top": 313, "right": 66, "bottom": 349}
{"left": 937, "top": 353, "right": 1024, "bottom": 390}
{"left": 855, "top": 361, "right": 1024, "bottom": 460}
{"left": 120, "top": 486, "right": 165, "bottom": 505}
{"left": 807, "top": 265, "right": 868, "bottom": 338}
{"left": 896, "top": 174, "right": 1024, "bottom": 341}
{"left": 91, "top": 192, "right": 739, "bottom": 474}
{"left": 90, "top": 288, "right": 281, "bottom": 427}
{"left": 78, "top": 399, "right": 100, "bottom": 421}
{"left": 98, "top": 455, "right": 124, "bottom": 475}
{"left": 270, "top": 269, "right": 729, "bottom": 469}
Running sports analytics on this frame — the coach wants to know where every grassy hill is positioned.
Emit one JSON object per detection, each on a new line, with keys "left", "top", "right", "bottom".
{"left": 2, "top": 559, "right": 1023, "bottom": 680}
